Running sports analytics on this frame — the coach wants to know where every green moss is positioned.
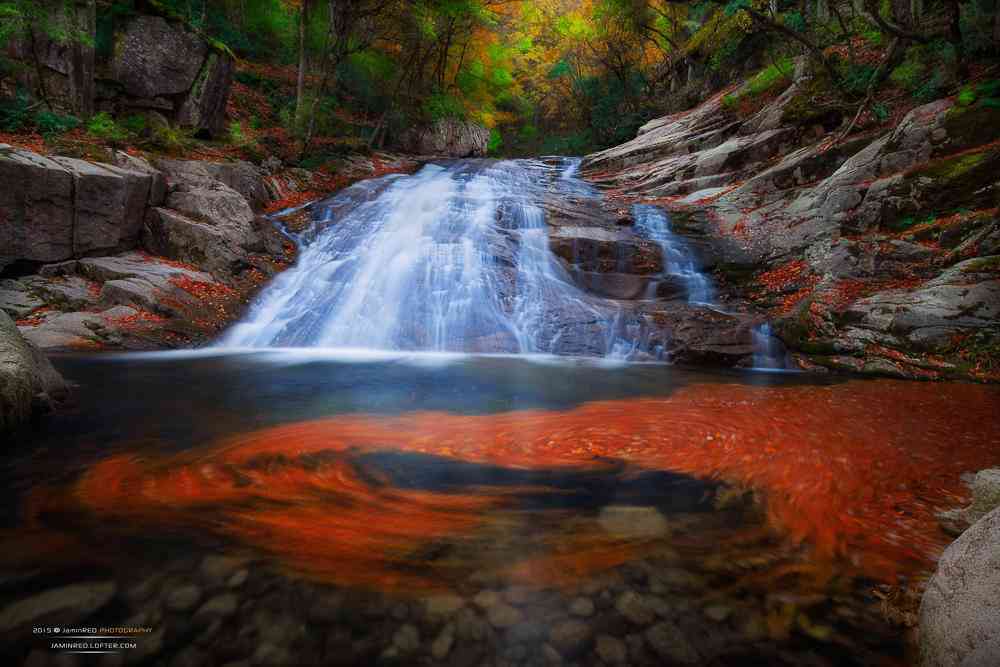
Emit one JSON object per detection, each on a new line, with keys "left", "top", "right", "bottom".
{"left": 944, "top": 92, "right": 1000, "bottom": 148}
{"left": 957, "top": 86, "right": 977, "bottom": 107}
{"left": 958, "top": 255, "right": 1000, "bottom": 272}
{"left": 889, "top": 60, "right": 923, "bottom": 91}
{"left": 919, "top": 151, "right": 988, "bottom": 181}
{"left": 779, "top": 71, "right": 836, "bottom": 126}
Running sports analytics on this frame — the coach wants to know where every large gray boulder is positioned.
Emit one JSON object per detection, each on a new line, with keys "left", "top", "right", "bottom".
{"left": 111, "top": 16, "right": 207, "bottom": 99}
{"left": 0, "top": 146, "right": 74, "bottom": 269}
{"left": 920, "top": 506, "right": 1000, "bottom": 667}
{"left": 156, "top": 158, "right": 269, "bottom": 210}
{"left": 143, "top": 207, "right": 252, "bottom": 280}
{"left": 0, "top": 147, "right": 153, "bottom": 270}
{"left": 176, "top": 52, "right": 235, "bottom": 138}
{"left": 51, "top": 157, "right": 129, "bottom": 255}
{"left": 0, "top": 311, "right": 67, "bottom": 430}
{"left": 402, "top": 119, "right": 490, "bottom": 157}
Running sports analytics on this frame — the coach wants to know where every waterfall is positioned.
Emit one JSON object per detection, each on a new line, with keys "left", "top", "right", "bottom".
{"left": 751, "top": 322, "right": 791, "bottom": 370}
{"left": 631, "top": 204, "right": 714, "bottom": 305}
{"left": 222, "top": 160, "right": 616, "bottom": 355}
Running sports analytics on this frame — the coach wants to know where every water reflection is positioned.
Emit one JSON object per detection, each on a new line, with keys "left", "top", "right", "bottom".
{"left": 2, "top": 353, "right": 997, "bottom": 665}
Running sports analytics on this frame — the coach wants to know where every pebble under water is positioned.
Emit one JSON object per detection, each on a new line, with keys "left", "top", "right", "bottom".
{"left": 2, "top": 352, "right": 999, "bottom": 666}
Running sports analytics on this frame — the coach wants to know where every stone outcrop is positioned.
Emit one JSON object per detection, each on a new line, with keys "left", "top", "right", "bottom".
{"left": 401, "top": 120, "right": 490, "bottom": 157}
{"left": 581, "top": 64, "right": 1000, "bottom": 381}
{"left": 0, "top": 310, "right": 67, "bottom": 431}
{"left": 7, "top": 12, "right": 234, "bottom": 137}
{"left": 919, "top": 505, "right": 1000, "bottom": 667}
{"left": 1, "top": 148, "right": 296, "bottom": 353}
{"left": 938, "top": 469, "right": 1000, "bottom": 535}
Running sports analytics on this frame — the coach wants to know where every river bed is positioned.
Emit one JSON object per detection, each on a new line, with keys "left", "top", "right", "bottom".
{"left": 2, "top": 352, "right": 998, "bottom": 665}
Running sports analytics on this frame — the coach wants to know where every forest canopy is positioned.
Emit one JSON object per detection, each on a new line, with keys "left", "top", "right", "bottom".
{"left": 2, "top": 0, "right": 998, "bottom": 158}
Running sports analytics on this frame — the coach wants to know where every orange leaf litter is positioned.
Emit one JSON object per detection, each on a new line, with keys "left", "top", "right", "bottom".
{"left": 33, "top": 378, "right": 1000, "bottom": 590}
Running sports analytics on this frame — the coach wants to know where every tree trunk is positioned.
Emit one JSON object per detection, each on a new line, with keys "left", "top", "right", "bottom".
{"left": 295, "top": 0, "right": 311, "bottom": 124}
{"left": 891, "top": 0, "right": 913, "bottom": 28}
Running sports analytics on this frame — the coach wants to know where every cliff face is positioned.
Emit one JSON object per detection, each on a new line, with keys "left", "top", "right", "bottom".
{"left": 582, "top": 63, "right": 1000, "bottom": 382}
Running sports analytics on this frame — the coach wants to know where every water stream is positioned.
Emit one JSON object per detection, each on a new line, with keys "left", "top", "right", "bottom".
{"left": 221, "top": 159, "right": 713, "bottom": 359}
{"left": 4, "top": 159, "right": 993, "bottom": 666}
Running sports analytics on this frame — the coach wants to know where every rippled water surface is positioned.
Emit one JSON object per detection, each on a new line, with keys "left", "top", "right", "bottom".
{"left": 3, "top": 353, "right": 999, "bottom": 665}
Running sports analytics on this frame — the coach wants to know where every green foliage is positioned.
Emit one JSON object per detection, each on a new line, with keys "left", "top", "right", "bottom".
{"left": 862, "top": 30, "right": 884, "bottom": 46}
{"left": 547, "top": 60, "right": 573, "bottom": 80}
{"left": 0, "top": 89, "right": 32, "bottom": 132}
{"left": 889, "top": 60, "right": 923, "bottom": 90}
{"left": 837, "top": 60, "right": 877, "bottom": 96}
{"left": 872, "top": 102, "right": 889, "bottom": 123}
{"left": 487, "top": 127, "right": 502, "bottom": 155}
{"left": 35, "top": 110, "right": 79, "bottom": 136}
{"left": 957, "top": 86, "right": 977, "bottom": 107}
{"left": 782, "top": 11, "right": 806, "bottom": 33}
{"left": 228, "top": 121, "right": 247, "bottom": 146}
{"left": 149, "top": 123, "right": 190, "bottom": 152}
{"left": 86, "top": 112, "right": 128, "bottom": 143}
{"left": 119, "top": 114, "right": 148, "bottom": 135}
{"left": 422, "top": 93, "right": 467, "bottom": 121}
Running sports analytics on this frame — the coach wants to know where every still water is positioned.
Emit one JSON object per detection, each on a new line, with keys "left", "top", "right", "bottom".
{"left": 2, "top": 351, "right": 998, "bottom": 666}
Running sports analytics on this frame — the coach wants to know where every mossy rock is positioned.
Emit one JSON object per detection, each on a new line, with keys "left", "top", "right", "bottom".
{"left": 958, "top": 255, "right": 1000, "bottom": 273}
{"left": 943, "top": 102, "right": 1000, "bottom": 152}
{"left": 778, "top": 72, "right": 841, "bottom": 128}
{"left": 912, "top": 147, "right": 1000, "bottom": 212}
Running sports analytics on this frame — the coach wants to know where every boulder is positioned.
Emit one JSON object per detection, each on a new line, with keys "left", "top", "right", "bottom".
{"left": 919, "top": 506, "right": 1000, "bottom": 667}
{"left": 1, "top": 311, "right": 67, "bottom": 430}
{"left": 401, "top": 119, "right": 490, "bottom": 157}
{"left": 113, "top": 151, "right": 167, "bottom": 206}
{"left": 176, "top": 51, "right": 235, "bottom": 138}
{"left": 157, "top": 158, "right": 269, "bottom": 209}
{"left": 0, "top": 581, "right": 116, "bottom": 635}
{"left": 166, "top": 181, "right": 255, "bottom": 231}
{"left": 111, "top": 16, "right": 207, "bottom": 99}
{"left": 50, "top": 157, "right": 151, "bottom": 255}
{"left": 143, "top": 208, "right": 251, "bottom": 280}
{"left": 0, "top": 146, "right": 74, "bottom": 269}
{"left": 938, "top": 469, "right": 1000, "bottom": 534}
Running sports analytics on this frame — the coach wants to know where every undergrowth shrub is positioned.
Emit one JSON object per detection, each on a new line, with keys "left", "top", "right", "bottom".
{"left": 35, "top": 110, "right": 80, "bottom": 136}
{"left": 0, "top": 89, "right": 32, "bottom": 131}
{"left": 86, "top": 112, "right": 128, "bottom": 143}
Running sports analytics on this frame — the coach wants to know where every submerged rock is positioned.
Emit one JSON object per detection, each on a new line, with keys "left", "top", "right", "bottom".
{"left": 0, "top": 581, "right": 116, "bottom": 634}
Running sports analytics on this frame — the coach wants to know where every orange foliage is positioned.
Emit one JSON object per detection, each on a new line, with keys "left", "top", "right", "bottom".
{"left": 35, "top": 379, "right": 1000, "bottom": 591}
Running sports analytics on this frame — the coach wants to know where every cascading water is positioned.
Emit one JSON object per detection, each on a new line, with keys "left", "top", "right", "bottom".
{"left": 632, "top": 204, "right": 714, "bottom": 305}
{"left": 751, "top": 322, "right": 791, "bottom": 370}
{"left": 222, "top": 160, "right": 618, "bottom": 354}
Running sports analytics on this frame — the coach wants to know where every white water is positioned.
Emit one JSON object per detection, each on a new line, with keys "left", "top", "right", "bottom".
{"left": 222, "top": 159, "right": 717, "bottom": 359}
{"left": 224, "top": 160, "right": 608, "bottom": 353}
{"left": 632, "top": 204, "right": 714, "bottom": 306}
{"left": 751, "top": 322, "right": 791, "bottom": 370}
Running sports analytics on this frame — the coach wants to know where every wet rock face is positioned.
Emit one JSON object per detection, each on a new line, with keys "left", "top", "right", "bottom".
{"left": 919, "top": 506, "right": 1000, "bottom": 667}
{"left": 580, "top": 64, "right": 1000, "bottom": 380}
